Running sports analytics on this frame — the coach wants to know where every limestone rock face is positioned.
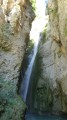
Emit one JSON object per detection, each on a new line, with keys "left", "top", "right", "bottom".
{"left": 0, "top": 0, "right": 34, "bottom": 119}
{"left": 34, "top": 0, "right": 67, "bottom": 113}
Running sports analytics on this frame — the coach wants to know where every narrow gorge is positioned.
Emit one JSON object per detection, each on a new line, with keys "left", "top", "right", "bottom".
{"left": 0, "top": 0, "right": 67, "bottom": 120}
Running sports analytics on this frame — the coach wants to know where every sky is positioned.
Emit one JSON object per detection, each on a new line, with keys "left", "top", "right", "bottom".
{"left": 36, "top": 0, "right": 46, "bottom": 17}
{"left": 30, "top": 0, "right": 48, "bottom": 42}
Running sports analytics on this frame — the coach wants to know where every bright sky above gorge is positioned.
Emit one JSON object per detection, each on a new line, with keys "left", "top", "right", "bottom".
{"left": 30, "top": 0, "right": 48, "bottom": 42}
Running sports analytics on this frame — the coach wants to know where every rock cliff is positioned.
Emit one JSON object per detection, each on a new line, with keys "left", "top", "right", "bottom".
{"left": 0, "top": 0, "right": 34, "bottom": 119}
{"left": 33, "top": 0, "right": 67, "bottom": 114}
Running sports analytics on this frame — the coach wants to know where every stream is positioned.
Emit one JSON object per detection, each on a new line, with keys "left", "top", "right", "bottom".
{"left": 25, "top": 113, "right": 67, "bottom": 120}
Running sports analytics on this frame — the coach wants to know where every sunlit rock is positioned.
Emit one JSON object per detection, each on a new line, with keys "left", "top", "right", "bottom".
{"left": 0, "top": 0, "right": 34, "bottom": 119}
{"left": 34, "top": 0, "right": 67, "bottom": 114}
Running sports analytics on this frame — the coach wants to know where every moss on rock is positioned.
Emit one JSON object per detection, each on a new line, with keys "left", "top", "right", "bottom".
{"left": 0, "top": 79, "right": 26, "bottom": 120}
{"left": 34, "top": 82, "right": 53, "bottom": 113}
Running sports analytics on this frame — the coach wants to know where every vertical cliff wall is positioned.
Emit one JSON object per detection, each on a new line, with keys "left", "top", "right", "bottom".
{"left": 33, "top": 0, "right": 67, "bottom": 113}
{"left": 0, "top": 0, "right": 34, "bottom": 119}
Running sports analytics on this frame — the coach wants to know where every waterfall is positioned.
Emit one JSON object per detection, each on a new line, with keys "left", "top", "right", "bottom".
{"left": 20, "top": 0, "right": 47, "bottom": 103}
{"left": 20, "top": 34, "right": 40, "bottom": 102}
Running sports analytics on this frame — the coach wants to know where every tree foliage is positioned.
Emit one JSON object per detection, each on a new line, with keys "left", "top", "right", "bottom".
{"left": 30, "top": 0, "right": 36, "bottom": 12}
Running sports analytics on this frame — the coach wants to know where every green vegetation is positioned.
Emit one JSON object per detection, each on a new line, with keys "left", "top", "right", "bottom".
{"left": 0, "top": 79, "right": 26, "bottom": 120}
{"left": 30, "top": 0, "right": 36, "bottom": 12}
{"left": 48, "top": 7, "right": 57, "bottom": 17}
{"left": 41, "top": 28, "right": 47, "bottom": 44}
{"left": 26, "top": 39, "right": 34, "bottom": 54}
{"left": 34, "top": 80, "right": 53, "bottom": 112}
{"left": 64, "top": 19, "right": 67, "bottom": 35}
{"left": 64, "top": 27, "right": 67, "bottom": 35}
{"left": 40, "top": 26, "right": 47, "bottom": 45}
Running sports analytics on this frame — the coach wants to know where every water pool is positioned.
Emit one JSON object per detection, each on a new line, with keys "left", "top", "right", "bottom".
{"left": 25, "top": 113, "right": 67, "bottom": 120}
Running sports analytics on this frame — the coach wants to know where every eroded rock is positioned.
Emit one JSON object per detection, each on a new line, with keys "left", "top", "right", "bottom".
{"left": 0, "top": 0, "right": 34, "bottom": 119}
{"left": 34, "top": 0, "right": 67, "bottom": 114}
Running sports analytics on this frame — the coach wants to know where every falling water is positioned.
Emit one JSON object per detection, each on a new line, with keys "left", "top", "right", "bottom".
{"left": 20, "top": 34, "right": 40, "bottom": 102}
{"left": 20, "top": 0, "right": 47, "bottom": 103}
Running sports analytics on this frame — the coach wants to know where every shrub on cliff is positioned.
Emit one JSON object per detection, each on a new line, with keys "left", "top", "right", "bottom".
{"left": 30, "top": 0, "right": 36, "bottom": 12}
